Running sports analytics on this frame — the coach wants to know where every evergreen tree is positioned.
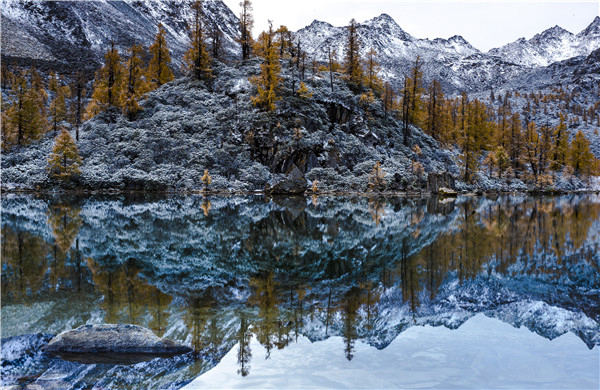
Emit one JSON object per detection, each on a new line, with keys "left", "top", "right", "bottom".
{"left": 148, "top": 23, "right": 174, "bottom": 88}
{"left": 124, "top": 44, "right": 151, "bottom": 120}
{"left": 250, "top": 21, "right": 280, "bottom": 111}
{"left": 344, "top": 19, "right": 363, "bottom": 86}
{"left": 86, "top": 42, "right": 125, "bottom": 119}
{"left": 239, "top": 0, "right": 254, "bottom": 61}
{"left": 183, "top": 0, "right": 212, "bottom": 81}
{"left": 47, "top": 129, "right": 82, "bottom": 181}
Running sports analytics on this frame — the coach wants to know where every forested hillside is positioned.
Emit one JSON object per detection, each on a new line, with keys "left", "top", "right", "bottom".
{"left": 1, "top": 0, "right": 599, "bottom": 193}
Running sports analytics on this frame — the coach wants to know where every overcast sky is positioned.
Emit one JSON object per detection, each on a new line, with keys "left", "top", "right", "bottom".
{"left": 221, "top": 1, "right": 599, "bottom": 52}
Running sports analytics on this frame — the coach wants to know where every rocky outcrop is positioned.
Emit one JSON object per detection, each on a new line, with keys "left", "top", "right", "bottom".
{"left": 43, "top": 324, "right": 191, "bottom": 363}
{"left": 270, "top": 177, "right": 308, "bottom": 195}
{"left": 427, "top": 172, "right": 456, "bottom": 194}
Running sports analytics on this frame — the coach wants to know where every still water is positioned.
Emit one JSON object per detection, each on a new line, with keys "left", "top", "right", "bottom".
{"left": 1, "top": 194, "right": 599, "bottom": 389}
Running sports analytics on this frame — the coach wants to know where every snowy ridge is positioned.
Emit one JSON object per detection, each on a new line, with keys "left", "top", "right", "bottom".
{"left": 0, "top": 0, "right": 241, "bottom": 70}
{"left": 294, "top": 13, "right": 600, "bottom": 92}
{"left": 488, "top": 18, "right": 600, "bottom": 67}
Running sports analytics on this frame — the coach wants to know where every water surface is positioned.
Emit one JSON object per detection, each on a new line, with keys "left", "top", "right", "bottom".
{"left": 1, "top": 194, "right": 599, "bottom": 389}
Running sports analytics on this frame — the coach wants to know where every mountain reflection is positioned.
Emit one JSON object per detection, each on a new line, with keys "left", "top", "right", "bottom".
{"left": 1, "top": 194, "right": 599, "bottom": 388}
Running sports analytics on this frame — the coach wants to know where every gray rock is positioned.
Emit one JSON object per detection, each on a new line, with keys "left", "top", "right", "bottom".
{"left": 43, "top": 324, "right": 191, "bottom": 357}
{"left": 270, "top": 177, "right": 308, "bottom": 195}
{"left": 427, "top": 172, "right": 456, "bottom": 194}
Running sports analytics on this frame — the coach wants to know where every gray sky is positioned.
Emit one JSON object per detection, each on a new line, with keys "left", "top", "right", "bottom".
{"left": 221, "top": 1, "right": 599, "bottom": 52}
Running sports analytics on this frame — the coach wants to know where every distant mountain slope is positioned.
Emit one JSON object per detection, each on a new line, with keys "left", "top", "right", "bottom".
{"left": 0, "top": 0, "right": 241, "bottom": 72}
{"left": 294, "top": 14, "right": 600, "bottom": 93}
{"left": 488, "top": 17, "right": 600, "bottom": 67}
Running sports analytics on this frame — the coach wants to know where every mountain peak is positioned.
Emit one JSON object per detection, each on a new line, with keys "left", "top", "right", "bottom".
{"left": 362, "top": 13, "right": 412, "bottom": 41}
{"left": 579, "top": 16, "right": 600, "bottom": 36}
{"left": 536, "top": 25, "right": 572, "bottom": 40}
{"left": 307, "top": 19, "right": 333, "bottom": 29}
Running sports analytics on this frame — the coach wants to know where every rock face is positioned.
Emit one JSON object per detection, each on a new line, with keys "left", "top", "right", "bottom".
{"left": 43, "top": 324, "right": 191, "bottom": 360}
{"left": 427, "top": 172, "right": 456, "bottom": 194}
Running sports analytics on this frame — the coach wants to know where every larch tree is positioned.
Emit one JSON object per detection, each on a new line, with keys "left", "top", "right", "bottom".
{"left": 123, "top": 44, "right": 151, "bottom": 120}
{"left": 209, "top": 19, "right": 224, "bottom": 60}
{"left": 425, "top": 79, "right": 444, "bottom": 141}
{"left": 276, "top": 25, "right": 292, "bottom": 58}
{"left": 569, "top": 131, "right": 594, "bottom": 176}
{"left": 147, "top": 23, "right": 174, "bottom": 88}
{"left": 5, "top": 71, "right": 46, "bottom": 147}
{"left": 250, "top": 21, "right": 280, "bottom": 111}
{"left": 551, "top": 113, "right": 568, "bottom": 170}
{"left": 364, "top": 48, "right": 383, "bottom": 94}
{"left": 69, "top": 71, "right": 87, "bottom": 142}
{"left": 239, "top": 0, "right": 254, "bottom": 61}
{"left": 183, "top": 0, "right": 212, "bottom": 81}
{"left": 86, "top": 41, "right": 125, "bottom": 119}
{"left": 327, "top": 46, "right": 339, "bottom": 94}
{"left": 344, "top": 18, "right": 363, "bottom": 86}
{"left": 48, "top": 72, "right": 71, "bottom": 133}
{"left": 47, "top": 128, "right": 82, "bottom": 181}
{"left": 407, "top": 56, "right": 424, "bottom": 128}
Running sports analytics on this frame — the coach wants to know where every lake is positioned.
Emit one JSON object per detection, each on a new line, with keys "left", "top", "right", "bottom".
{"left": 1, "top": 194, "right": 599, "bottom": 389}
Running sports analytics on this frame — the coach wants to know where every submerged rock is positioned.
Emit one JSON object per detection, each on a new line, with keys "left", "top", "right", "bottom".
{"left": 43, "top": 324, "right": 191, "bottom": 364}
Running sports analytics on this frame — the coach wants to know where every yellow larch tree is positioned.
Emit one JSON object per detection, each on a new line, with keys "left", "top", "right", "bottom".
{"left": 47, "top": 129, "right": 82, "bottom": 181}
{"left": 147, "top": 23, "right": 174, "bottom": 88}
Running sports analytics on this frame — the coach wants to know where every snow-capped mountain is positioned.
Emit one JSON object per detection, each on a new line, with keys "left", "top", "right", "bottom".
{"left": 0, "top": 0, "right": 240, "bottom": 72}
{"left": 294, "top": 14, "right": 600, "bottom": 92}
{"left": 488, "top": 17, "right": 600, "bottom": 68}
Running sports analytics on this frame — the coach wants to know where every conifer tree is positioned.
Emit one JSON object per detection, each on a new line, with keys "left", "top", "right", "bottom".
{"left": 29, "top": 67, "right": 48, "bottom": 121}
{"left": 344, "top": 19, "right": 363, "bottom": 86}
{"left": 425, "top": 79, "right": 444, "bottom": 140}
{"left": 251, "top": 21, "right": 280, "bottom": 111}
{"left": 408, "top": 56, "right": 424, "bottom": 128}
{"left": 239, "top": 0, "right": 254, "bottom": 61}
{"left": 5, "top": 71, "right": 46, "bottom": 146}
{"left": 551, "top": 113, "right": 568, "bottom": 170}
{"left": 276, "top": 25, "right": 292, "bottom": 58}
{"left": 183, "top": 0, "right": 212, "bottom": 81}
{"left": 124, "top": 44, "right": 151, "bottom": 120}
{"left": 86, "top": 42, "right": 125, "bottom": 119}
{"left": 327, "top": 46, "right": 339, "bottom": 94}
{"left": 365, "top": 49, "right": 383, "bottom": 94}
{"left": 148, "top": 23, "right": 174, "bottom": 88}
{"left": 569, "top": 131, "right": 593, "bottom": 176}
{"left": 70, "top": 72, "right": 87, "bottom": 142}
{"left": 47, "top": 129, "right": 82, "bottom": 181}
{"left": 209, "top": 19, "right": 224, "bottom": 60}
{"left": 48, "top": 72, "right": 70, "bottom": 133}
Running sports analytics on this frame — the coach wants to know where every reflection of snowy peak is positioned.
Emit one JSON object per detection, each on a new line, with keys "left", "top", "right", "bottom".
{"left": 488, "top": 18, "right": 600, "bottom": 67}
{"left": 0, "top": 0, "right": 240, "bottom": 71}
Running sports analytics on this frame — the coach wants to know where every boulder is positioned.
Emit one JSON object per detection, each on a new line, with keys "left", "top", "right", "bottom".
{"left": 43, "top": 324, "right": 191, "bottom": 364}
{"left": 438, "top": 187, "right": 458, "bottom": 197}
{"left": 270, "top": 177, "right": 308, "bottom": 195}
{"left": 427, "top": 172, "right": 456, "bottom": 194}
